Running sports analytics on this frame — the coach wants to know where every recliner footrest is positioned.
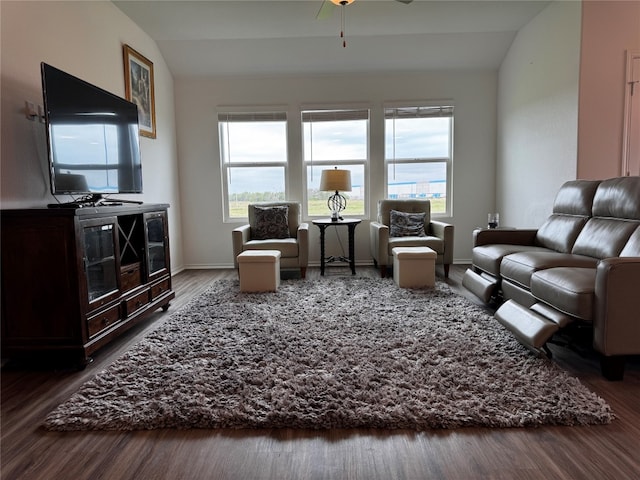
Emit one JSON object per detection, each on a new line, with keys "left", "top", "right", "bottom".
{"left": 530, "top": 302, "right": 574, "bottom": 328}
{"left": 462, "top": 269, "right": 497, "bottom": 303}
{"left": 495, "top": 300, "right": 559, "bottom": 350}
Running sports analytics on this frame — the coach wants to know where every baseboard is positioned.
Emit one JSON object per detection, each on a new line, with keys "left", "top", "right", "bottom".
{"left": 181, "top": 260, "right": 471, "bottom": 270}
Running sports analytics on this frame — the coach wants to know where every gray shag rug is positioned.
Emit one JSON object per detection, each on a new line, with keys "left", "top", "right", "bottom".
{"left": 44, "top": 277, "right": 613, "bottom": 431}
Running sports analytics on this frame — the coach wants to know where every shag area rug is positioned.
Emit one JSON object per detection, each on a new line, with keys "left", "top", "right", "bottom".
{"left": 44, "top": 277, "right": 613, "bottom": 431}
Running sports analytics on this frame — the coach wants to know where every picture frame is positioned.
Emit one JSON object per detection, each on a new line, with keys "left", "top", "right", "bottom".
{"left": 123, "top": 44, "right": 156, "bottom": 139}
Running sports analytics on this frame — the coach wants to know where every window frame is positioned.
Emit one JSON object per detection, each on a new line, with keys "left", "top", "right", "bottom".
{"left": 301, "top": 106, "right": 370, "bottom": 220}
{"left": 217, "top": 107, "right": 289, "bottom": 222}
{"left": 383, "top": 102, "right": 454, "bottom": 217}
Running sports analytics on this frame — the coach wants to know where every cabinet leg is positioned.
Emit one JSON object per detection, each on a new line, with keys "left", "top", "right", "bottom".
{"left": 76, "top": 356, "right": 94, "bottom": 370}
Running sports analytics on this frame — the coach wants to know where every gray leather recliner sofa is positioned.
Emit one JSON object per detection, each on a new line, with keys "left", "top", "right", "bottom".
{"left": 463, "top": 176, "right": 640, "bottom": 380}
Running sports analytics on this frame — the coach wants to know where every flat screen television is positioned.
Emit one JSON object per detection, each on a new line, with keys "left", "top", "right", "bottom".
{"left": 41, "top": 62, "right": 143, "bottom": 204}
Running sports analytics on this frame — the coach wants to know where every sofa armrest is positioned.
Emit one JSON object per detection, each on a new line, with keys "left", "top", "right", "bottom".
{"left": 429, "top": 220, "right": 454, "bottom": 265}
{"left": 370, "top": 221, "right": 389, "bottom": 266}
{"left": 297, "top": 222, "right": 309, "bottom": 268}
{"left": 232, "top": 224, "right": 251, "bottom": 268}
{"left": 593, "top": 257, "right": 640, "bottom": 356}
{"left": 473, "top": 228, "right": 538, "bottom": 247}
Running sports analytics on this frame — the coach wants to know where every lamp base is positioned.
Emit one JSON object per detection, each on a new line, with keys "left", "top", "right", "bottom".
{"left": 327, "top": 191, "right": 347, "bottom": 222}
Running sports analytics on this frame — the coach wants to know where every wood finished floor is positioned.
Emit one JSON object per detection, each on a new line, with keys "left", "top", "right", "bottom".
{"left": 2, "top": 265, "right": 639, "bottom": 480}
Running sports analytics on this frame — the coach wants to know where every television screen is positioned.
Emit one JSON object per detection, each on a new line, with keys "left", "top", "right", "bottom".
{"left": 41, "top": 63, "right": 143, "bottom": 197}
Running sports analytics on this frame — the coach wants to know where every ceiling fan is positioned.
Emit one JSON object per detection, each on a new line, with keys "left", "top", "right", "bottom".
{"left": 317, "top": 0, "right": 414, "bottom": 47}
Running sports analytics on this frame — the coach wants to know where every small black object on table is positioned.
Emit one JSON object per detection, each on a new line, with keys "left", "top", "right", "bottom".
{"left": 312, "top": 218, "right": 361, "bottom": 276}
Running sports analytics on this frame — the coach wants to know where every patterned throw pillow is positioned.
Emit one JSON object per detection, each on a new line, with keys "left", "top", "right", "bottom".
{"left": 389, "top": 210, "right": 427, "bottom": 237}
{"left": 252, "top": 206, "right": 290, "bottom": 240}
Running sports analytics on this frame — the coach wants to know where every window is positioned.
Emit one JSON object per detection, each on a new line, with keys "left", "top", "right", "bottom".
{"left": 384, "top": 105, "right": 454, "bottom": 215}
{"left": 218, "top": 111, "right": 288, "bottom": 219}
{"left": 302, "top": 108, "right": 369, "bottom": 217}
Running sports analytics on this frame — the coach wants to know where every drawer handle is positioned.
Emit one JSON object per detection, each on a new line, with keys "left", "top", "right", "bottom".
{"left": 102, "top": 317, "right": 109, "bottom": 325}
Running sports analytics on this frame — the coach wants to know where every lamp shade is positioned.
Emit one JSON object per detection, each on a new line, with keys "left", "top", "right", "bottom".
{"left": 319, "top": 168, "right": 352, "bottom": 192}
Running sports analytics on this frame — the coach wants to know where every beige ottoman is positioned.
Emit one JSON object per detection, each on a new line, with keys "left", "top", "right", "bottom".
{"left": 392, "top": 246, "right": 437, "bottom": 288}
{"left": 237, "top": 250, "right": 281, "bottom": 292}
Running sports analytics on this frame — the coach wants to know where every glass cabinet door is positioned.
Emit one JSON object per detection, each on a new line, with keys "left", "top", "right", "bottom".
{"left": 81, "top": 218, "right": 119, "bottom": 306}
{"left": 144, "top": 212, "right": 169, "bottom": 280}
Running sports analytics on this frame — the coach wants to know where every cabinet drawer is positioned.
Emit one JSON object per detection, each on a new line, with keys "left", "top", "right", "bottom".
{"left": 150, "top": 279, "right": 171, "bottom": 300}
{"left": 87, "top": 304, "right": 121, "bottom": 337}
{"left": 120, "top": 262, "right": 142, "bottom": 292}
{"left": 124, "top": 289, "right": 150, "bottom": 316}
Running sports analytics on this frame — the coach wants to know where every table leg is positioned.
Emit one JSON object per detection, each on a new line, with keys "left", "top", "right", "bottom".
{"left": 319, "top": 225, "right": 326, "bottom": 276}
{"left": 348, "top": 224, "right": 356, "bottom": 274}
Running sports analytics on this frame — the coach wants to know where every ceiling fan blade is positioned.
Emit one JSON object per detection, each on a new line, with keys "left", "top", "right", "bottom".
{"left": 395, "top": 0, "right": 414, "bottom": 4}
{"left": 316, "top": 0, "right": 335, "bottom": 20}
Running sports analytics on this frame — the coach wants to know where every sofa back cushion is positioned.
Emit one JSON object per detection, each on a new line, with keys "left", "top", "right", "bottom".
{"left": 535, "top": 215, "right": 588, "bottom": 253}
{"left": 534, "top": 180, "right": 601, "bottom": 253}
{"left": 568, "top": 177, "right": 640, "bottom": 259}
{"left": 572, "top": 218, "right": 639, "bottom": 259}
{"left": 552, "top": 179, "right": 601, "bottom": 216}
{"left": 620, "top": 226, "right": 640, "bottom": 257}
{"left": 592, "top": 176, "right": 640, "bottom": 220}
{"left": 377, "top": 199, "right": 431, "bottom": 228}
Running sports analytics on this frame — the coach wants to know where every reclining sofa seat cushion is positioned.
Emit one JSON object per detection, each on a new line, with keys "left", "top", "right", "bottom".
{"left": 472, "top": 180, "right": 600, "bottom": 278}
{"left": 473, "top": 244, "right": 549, "bottom": 277}
{"left": 500, "top": 252, "right": 598, "bottom": 290}
{"left": 529, "top": 227, "right": 640, "bottom": 323}
{"left": 531, "top": 267, "right": 597, "bottom": 321}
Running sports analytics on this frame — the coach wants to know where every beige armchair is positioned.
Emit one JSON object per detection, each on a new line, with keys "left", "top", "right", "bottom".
{"left": 232, "top": 202, "right": 309, "bottom": 279}
{"left": 370, "top": 199, "right": 454, "bottom": 278}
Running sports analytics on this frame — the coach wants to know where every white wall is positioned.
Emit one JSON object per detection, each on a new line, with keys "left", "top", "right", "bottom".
{"left": 175, "top": 71, "right": 497, "bottom": 268}
{"left": 497, "top": 1, "right": 582, "bottom": 228}
{"left": 0, "top": 1, "right": 184, "bottom": 271}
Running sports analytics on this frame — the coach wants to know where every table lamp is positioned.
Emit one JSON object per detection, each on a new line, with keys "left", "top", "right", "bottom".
{"left": 319, "top": 167, "right": 352, "bottom": 221}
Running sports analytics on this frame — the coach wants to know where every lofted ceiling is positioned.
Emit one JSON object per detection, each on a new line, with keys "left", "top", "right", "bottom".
{"left": 113, "top": 0, "right": 551, "bottom": 77}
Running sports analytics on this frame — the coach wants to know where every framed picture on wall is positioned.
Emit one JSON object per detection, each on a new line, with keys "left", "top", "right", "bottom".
{"left": 123, "top": 44, "right": 156, "bottom": 139}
